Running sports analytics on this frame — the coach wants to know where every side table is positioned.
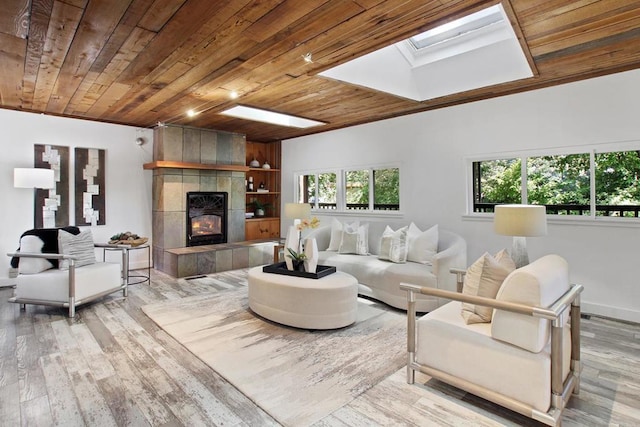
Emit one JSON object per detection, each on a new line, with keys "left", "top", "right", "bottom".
{"left": 99, "top": 243, "right": 151, "bottom": 285}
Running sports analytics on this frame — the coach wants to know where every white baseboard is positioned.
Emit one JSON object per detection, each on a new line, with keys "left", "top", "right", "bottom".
{"left": 582, "top": 301, "right": 640, "bottom": 324}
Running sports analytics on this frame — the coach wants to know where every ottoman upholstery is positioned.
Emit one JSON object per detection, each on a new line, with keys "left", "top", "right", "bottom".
{"left": 248, "top": 266, "right": 358, "bottom": 329}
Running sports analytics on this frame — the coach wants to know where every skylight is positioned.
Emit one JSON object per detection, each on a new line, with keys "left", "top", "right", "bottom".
{"left": 409, "top": 6, "right": 503, "bottom": 50}
{"left": 220, "top": 106, "right": 325, "bottom": 129}
{"left": 319, "top": 4, "right": 532, "bottom": 102}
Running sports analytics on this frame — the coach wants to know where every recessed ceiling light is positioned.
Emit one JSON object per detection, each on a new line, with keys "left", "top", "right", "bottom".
{"left": 220, "top": 105, "right": 325, "bottom": 128}
{"left": 186, "top": 109, "right": 198, "bottom": 117}
{"left": 230, "top": 90, "right": 239, "bottom": 99}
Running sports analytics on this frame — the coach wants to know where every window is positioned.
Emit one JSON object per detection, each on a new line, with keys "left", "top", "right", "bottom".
{"left": 298, "top": 172, "right": 337, "bottom": 210}
{"left": 471, "top": 149, "right": 640, "bottom": 218}
{"left": 473, "top": 158, "right": 521, "bottom": 212}
{"left": 595, "top": 150, "right": 640, "bottom": 217}
{"left": 345, "top": 168, "right": 400, "bottom": 211}
{"left": 527, "top": 154, "right": 590, "bottom": 215}
{"left": 296, "top": 166, "right": 400, "bottom": 213}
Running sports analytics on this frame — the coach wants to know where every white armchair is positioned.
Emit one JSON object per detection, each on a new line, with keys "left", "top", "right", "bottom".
{"left": 401, "top": 255, "right": 583, "bottom": 426}
{"left": 7, "top": 227, "right": 127, "bottom": 317}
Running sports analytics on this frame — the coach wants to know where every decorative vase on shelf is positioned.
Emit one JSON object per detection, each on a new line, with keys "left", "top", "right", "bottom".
{"left": 284, "top": 226, "right": 300, "bottom": 271}
{"left": 249, "top": 157, "right": 260, "bottom": 167}
{"left": 262, "top": 161, "right": 271, "bottom": 169}
{"left": 303, "top": 237, "right": 318, "bottom": 273}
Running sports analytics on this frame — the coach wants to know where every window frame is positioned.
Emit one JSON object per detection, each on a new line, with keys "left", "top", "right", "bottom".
{"left": 466, "top": 142, "right": 640, "bottom": 224}
{"left": 294, "top": 163, "right": 403, "bottom": 216}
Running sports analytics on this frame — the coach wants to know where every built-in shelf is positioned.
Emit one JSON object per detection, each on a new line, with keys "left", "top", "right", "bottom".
{"left": 246, "top": 191, "right": 280, "bottom": 195}
{"left": 143, "top": 161, "right": 250, "bottom": 172}
{"left": 248, "top": 167, "right": 280, "bottom": 172}
{"left": 245, "top": 216, "right": 279, "bottom": 222}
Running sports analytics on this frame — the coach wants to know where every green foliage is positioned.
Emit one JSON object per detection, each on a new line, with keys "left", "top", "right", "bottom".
{"left": 346, "top": 170, "right": 369, "bottom": 205}
{"left": 374, "top": 168, "right": 400, "bottom": 205}
{"left": 527, "top": 154, "right": 590, "bottom": 205}
{"left": 475, "top": 150, "right": 640, "bottom": 215}
{"left": 595, "top": 150, "right": 640, "bottom": 205}
{"left": 477, "top": 159, "right": 521, "bottom": 204}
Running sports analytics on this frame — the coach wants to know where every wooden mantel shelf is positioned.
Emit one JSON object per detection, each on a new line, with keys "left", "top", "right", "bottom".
{"left": 143, "top": 161, "right": 250, "bottom": 172}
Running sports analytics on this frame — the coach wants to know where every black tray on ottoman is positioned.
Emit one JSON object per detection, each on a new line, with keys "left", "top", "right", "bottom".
{"left": 262, "top": 262, "right": 336, "bottom": 279}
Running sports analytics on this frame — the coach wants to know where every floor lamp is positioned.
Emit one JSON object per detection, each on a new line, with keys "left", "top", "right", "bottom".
{"left": 14, "top": 168, "right": 55, "bottom": 190}
{"left": 14, "top": 168, "right": 56, "bottom": 227}
{"left": 494, "top": 204, "right": 547, "bottom": 268}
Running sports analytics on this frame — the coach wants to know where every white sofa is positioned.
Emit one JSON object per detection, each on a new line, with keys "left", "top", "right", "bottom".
{"left": 305, "top": 222, "right": 466, "bottom": 312}
{"left": 401, "top": 255, "right": 583, "bottom": 426}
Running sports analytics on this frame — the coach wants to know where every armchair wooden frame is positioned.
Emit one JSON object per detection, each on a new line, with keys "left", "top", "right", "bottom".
{"left": 7, "top": 244, "right": 128, "bottom": 317}
{"left": 400, "top": 271, "right": 584, "bottom": 427}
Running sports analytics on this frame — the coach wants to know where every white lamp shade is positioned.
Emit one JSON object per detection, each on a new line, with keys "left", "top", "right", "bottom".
{"left": 284, "top": 202, "right": 311, "bottom": 220}
{"left": 14, "top": 168, "right": 55, "bottom": 189}
{"left": 494, "top": 204, "right": 547, "bottom": 237}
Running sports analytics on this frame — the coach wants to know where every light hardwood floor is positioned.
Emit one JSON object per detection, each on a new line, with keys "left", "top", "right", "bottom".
{"left": 1, "top": 269, "right": 638, "bottom": 426}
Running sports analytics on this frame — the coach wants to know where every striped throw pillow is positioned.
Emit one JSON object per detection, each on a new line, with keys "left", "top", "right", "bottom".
{"left": 58, "top": 229, "right": 96, "bottom": 270}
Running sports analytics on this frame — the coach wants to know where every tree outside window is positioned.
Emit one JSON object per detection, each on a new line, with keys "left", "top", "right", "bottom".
{"left": 472, "top": 149, "right": 640, "bottom": 218}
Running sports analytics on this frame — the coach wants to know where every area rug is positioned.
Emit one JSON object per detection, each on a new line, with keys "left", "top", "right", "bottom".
{"left": 142, "top": 287, "right": 406, "bottom": 426}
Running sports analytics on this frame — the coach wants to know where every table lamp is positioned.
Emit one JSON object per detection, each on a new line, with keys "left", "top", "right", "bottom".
{"left": 284, "top": 202, "right": 311, "bottom": 226}
{"left": 494, "top": 204, "right": 547, "bottom": 268}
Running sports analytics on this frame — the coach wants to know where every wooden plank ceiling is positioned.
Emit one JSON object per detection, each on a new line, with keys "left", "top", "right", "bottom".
{"left": 1, "top": 0, "right": 640, "bottom": 142}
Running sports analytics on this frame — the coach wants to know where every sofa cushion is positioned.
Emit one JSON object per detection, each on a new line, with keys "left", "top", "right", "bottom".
{"left": 407, "top": 223, "right": 438, "bottom": 264}
{"left": 461, "top": 251, "right": 514, "bottom": 324}
{"left": 58, "top": 229, "right": 97, "bottom": 270}
{"left": 491, "top": 255, "right": 570, "bottom": 353}
{"left": 16, "top": 262, "right": 122, "bottom": 302}
{"left": 378, "top": 225, "right": 408, "bottom": 263}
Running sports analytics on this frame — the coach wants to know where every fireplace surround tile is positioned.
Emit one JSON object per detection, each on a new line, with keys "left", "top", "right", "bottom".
{"left": 215, "top": 249, "right": 233, "bottom": 272}
{"left": 232, "top": 247, "right": 249, "bottom": 269}
{"left": 153, "top": 124, "right": 260, "bottom": 277}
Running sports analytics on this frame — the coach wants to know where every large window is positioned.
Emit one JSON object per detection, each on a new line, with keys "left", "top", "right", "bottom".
{"left": 297, "top": 166, "right": 400, "bottom": 212}
{"left": 472, "top": 149, "right": 640, "bottom": 218}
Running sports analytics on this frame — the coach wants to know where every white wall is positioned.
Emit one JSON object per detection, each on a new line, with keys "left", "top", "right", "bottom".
{"left": 282, "top": 69, "right": 640, "bottom": 323}
{"left": 0, "top": 109, "right": 153, "bottom": 279}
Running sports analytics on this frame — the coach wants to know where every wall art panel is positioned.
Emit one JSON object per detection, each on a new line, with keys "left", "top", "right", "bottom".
{"left": 34, "top": 144, "right": 69, "bottom": 228}
{"left": 75, "top": 147, "right": 106, "bottom": 226}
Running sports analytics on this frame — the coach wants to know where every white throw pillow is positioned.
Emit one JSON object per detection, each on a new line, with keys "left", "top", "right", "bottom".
{"left": 327, "top": 219, "right": 359, "bottom": 251}
{"left": 461, "top": 251, "right": 515, "bottom": 324}
{"left": 338, "top": 223, "right": 369, "bottom": 255}
{"left": 17, "top": 235, "right": 55, "bottom": 274}
{"left": 58, "top": 229, "right": 97, "bottom": 270}
{"left": 378, "top": 225, "right": 408, "bottom": 263}
{"left": 407, "top": 223, "right": 438, "bottom": 264}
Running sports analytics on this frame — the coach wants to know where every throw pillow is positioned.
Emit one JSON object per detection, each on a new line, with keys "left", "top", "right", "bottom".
{"left": 338, "top": 223, "right": 369, "bottom": 255}
{"left": 378, "top": 225, "right": 408, "bottom": 263}
{"left": 58, "top": 229, "right": 97, "bottom": 270}
{"left": 407, "top": 223, "right": 438, "bottom": 264}
{"left": 494, "top": 248, "right": 517, "bottom": 272}
{"left": 327, "top": 219, "right": 359, "bottom": 251}
{"left": 17, "top": 235, "right": 55, "bottom": 274}
{"left": 460, "top": 252, "right": 514, "bottom": 324}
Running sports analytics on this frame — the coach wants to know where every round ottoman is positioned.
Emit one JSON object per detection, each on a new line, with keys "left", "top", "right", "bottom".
{"left": 247, "top": 266, "right": 358, "bottom": 329}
